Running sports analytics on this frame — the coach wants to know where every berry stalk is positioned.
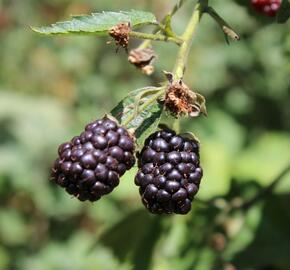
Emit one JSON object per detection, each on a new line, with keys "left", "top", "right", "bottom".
{"left": 138, "top": 0, "right": 190, "bottom": 50}
{"left": 173, "top": 0, "right": 207, "bottom": 79}
{"left": 205, "top": 6, "right": 240, "bottom": 42}
{"left": 123, "top": 1, "right": 209, "bottom": 132}
{"left": 235, "top": 164, "right": 290, "bottom": 211}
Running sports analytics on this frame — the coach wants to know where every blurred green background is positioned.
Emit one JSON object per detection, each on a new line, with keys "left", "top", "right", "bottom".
{"left": 0, "top": 0, "right": 290, "bottom": 269}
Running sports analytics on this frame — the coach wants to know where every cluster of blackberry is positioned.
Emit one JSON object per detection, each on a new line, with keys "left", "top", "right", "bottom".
{"left": 135, "top": 129, "right": 202, "bottom": 214}
{"left": 51, "top": 117, "right": 135, "bottom": 202}
{"left": 51, "top": 118, "right": 203, "bottom": 214}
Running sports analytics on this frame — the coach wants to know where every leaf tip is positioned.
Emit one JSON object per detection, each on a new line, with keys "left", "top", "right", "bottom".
{"left": 30, "top": 26, "right": 48, "bottom": 35}
{"left": 30, "top": 26, "right": 40, "bottom": 33}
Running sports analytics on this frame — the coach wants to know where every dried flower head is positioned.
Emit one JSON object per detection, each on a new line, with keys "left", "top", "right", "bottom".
{"left": 109, "top": 22, "right": 131, "bottom": 52}
{"left": 128, "top": 47, "right": 156, "bottom": 75}
{"left": 164, "top": 79, "right": 207, "bottom": 118}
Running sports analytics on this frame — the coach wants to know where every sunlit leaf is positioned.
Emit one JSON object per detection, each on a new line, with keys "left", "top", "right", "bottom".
{"left": 32, "top": 10, "right": 157, "bottom": 36}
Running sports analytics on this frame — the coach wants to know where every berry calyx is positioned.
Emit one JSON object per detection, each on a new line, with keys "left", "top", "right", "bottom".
{"left": 51, "top": 117, "right": 135, "bottom": 202}
{"left": 251, "top": 0, "right": 281, "bottom": 17}
{"left": 163, "top": 76, "right": 207, "bottom": 118}
{"left": 135, "top": 128, "right": 203, "bottom": 215}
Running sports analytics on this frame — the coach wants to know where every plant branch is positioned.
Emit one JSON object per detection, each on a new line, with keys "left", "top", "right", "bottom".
{"left": 173, "top": 0, "right": 207, "bottom": 79}
{"left": 123, "top": 0, "right": 194, "bottom": 131}
{"left": 156, "top": 22, "right": 177, "bottom": 38}
{"left": 129, "top": 31, "right": 182, "bottom": 45}
{"left": 205, "top": 6, "right": 240, "bottom": 42}
{"left": 211, "top": 164, "right": 290, "bottom": 216}
{"left": 138, "top": 0, "right": 189, "bottom": 49}
{"left": 239, "top": 164, "right": 290, "bottom": 210}
{"left": 158, "top": 0, "right": 190, "bottom": 38}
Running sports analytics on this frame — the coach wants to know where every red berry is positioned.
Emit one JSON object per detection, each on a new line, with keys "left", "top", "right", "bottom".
{"left": 251, "top": 0, "right": 281, "bottom": 17}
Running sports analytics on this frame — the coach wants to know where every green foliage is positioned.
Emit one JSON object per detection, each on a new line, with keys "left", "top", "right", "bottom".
{"left": 32, "top": 10, "right": 157, "bottom": 35}
{"left": 277, "top": 0, "right": 290, "bottom": 23}
{"left": 0, "top": 0, "right": 290, "bottom": 270}
{"left": 111, "top": 87, "right": 163, "bottom": 149}
{"left": 230, "top": 194, "right": 290, "bottom": 269}
{"left": 99, "top": 209, "right": 162, "bottom": 270}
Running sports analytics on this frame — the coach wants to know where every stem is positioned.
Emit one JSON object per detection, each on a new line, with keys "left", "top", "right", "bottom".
{"left": 157, "top": 22, "right": 175, "bottom": 38}
{"left": 123, "top": 1, "right": 208, "bottom": 129}
{"left": 137, "top": 0, "right": 189, "bottom": 50}
{"left": 173, "top": 0, "right": 207, "bottom": 79}
{"left": 240, "top": 164, "right": 290, "bottom": 210}
{"left": 205, "top": 6, "right": 240, "bottom": 42}
{"left": 129, "top": 31, "right": 182, "bottom": 45}
{"left": 208, "top": 164, "right": 290, "bottom": 217}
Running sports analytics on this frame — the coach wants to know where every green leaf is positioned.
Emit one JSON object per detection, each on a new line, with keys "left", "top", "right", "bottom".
{"left": 110, "top": 86, "right": 164, "bottom": 149}
{"left": 277, "top": 0, "right": 290, "bottom": 23}
{"left": 131, "top": 217, "right": 163, "bottom": 270}
{"left": 98, "top": 209, "right": 159, "bottom": 263}
{"left": 32, "top": 10, "right": 157, "bottom": 36}
{"left": 232, "top": 194, "right": 290, "bottom": 269}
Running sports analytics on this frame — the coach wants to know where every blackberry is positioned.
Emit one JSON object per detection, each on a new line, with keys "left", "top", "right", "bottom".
{"left": 251, "top": 0, "right": 281, "bottom": 17}
{"left": 51, "top": 117, "right": 135, "bottom": 202}
{"left": 135, "top": 128, "right": 202, "bottom": 214}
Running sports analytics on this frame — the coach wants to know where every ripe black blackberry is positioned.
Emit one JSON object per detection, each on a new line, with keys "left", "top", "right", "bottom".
{"left": 135, "top": 128, "right": 202, "bottom": 214}
{"left": 51, "top": 117, "right": 135, "bottom": 202}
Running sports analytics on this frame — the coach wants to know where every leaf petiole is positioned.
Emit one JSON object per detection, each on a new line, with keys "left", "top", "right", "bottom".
{"left": 129, "top": 31, "right": 183, "bottom": 45}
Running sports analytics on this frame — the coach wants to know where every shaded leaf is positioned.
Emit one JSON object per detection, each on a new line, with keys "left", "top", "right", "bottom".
{"left": 111, "top": 86, "right": 164, "bottom": 149}
{"left": 232, "top": 194, "right": 290, "bottom": 269}
{"left": 32, "top": 10, "right": 157, "bottom": 36}
{"left": 132, "top": 217, "right": 163, "bottom": 270}
{"left": 99, "top": 209, "right": 158, "bottom": 262}
{"left": 134, "top": 102, "right": 163, "bottom": 150}
{"left": 277, "top": 0, "right": 290, "bottom": 23}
